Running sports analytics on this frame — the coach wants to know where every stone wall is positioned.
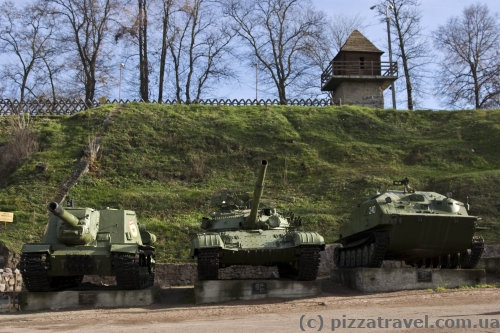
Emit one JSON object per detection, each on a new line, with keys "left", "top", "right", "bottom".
{"left": 0, "top": 244, "right": 20, "bottom": 269}
{"left": 319, "top": 244, "right": 338, "bottom": 272}
{"left": 331, "top": 81, "right": 384, "bottom": 108}
{"left": 476, "top": 257, "right": 500, "bottom": 273}
{"left": 0, "top": 268, "right": 22, "bottom": 292}
{"left": 483, "top": 245, "right": 500, "bottom": 257}
{"left": 84, "top": 245, "right": 338, "bottom": 287}
{"left": 151, "top": 245, "right": 340, "bottom": 286}
{"left": 82, "top": 264, "right": 281, "bottom": 287}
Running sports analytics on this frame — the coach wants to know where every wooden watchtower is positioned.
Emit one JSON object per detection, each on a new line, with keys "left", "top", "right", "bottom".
{"left": 321, "top": 30, "right": 397, "bottom": 108}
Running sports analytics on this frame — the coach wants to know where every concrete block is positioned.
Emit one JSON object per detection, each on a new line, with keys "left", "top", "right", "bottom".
{"left": 331, "top": 268, "right": 486, "bottom": 293}
{"left": 194, "top": 279, "right": 321, "bottom": 304}
{"left": 0, "top": 299, "right": 8, "bottom": 311}
{"left": 18, "top": 287, "right": 158, "bottom": 311}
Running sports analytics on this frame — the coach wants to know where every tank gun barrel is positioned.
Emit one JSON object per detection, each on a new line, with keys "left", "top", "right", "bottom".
{"left": 47, "top": 201, "right": 80, "bottom": 228}
{"left": 245, "top": 160, "right": 268, "bottom": 228}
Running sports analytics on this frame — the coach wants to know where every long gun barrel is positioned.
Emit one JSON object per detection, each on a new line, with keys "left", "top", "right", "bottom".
{"left": 47, "top": 201, "right": 80, "bottom": 228}
{"left": 245, "top": 160, "right": 268, "bottom": 228}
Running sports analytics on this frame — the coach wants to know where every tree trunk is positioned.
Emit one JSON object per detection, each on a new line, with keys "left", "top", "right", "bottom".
{"left": 471, "top": 65, "right": 480, "bottom": 109}
{"left": 185, "top": 2, "right": 200, "bottom": 104}
{"left": 278, "top": 84, "right": 287, "bottom": 105}
{"left": 392, "top": 5, "right": 414, "bottom": 111}
{"left": 398, "top": 40, "right": 414, "bottom": 110}
{"left": 138, "top": 0, "right": 149, "bottom": 102}
{"left": 85, "top": 74, "right": 95, "bottom": 102}
{"left": 158, "top": 1, "right": 171, "bottom": 103}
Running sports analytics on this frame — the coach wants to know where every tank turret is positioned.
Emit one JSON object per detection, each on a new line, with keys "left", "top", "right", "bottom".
{"left": 191, "top": 159, "right": 325, "bottom": 281}
{"left": 244, "top": 159, "right": 268, "bottom": 229}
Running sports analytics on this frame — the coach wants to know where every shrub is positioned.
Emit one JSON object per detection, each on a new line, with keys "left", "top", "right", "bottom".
{"left": 0, "top": 115, "right": 39, "bottom": 184}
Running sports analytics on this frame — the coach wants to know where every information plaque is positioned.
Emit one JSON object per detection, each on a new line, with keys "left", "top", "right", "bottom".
{"left": 417, "top": 270, "right": 432, "bottom": 282}
{"left": 252, "top": 282, "right": 268, "bottom": 294}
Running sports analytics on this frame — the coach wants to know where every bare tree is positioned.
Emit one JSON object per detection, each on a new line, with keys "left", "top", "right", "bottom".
{"left": 0, "top": 1, "right": 56, "bottom": 101}
{"left": 223, "top": 0, "right": 326, "bottom": 104}
{"left": 38, "top": 47, "right": 67, "bottom": 101}
{"left": 114, "top": 0, "right": 149, "bottom": 101}
{"left": 166, "top": 0, "right": 236, "bottom": 102}
{"left": 138, "top": 0, "right": 150, "bottom": 101}
{"left": 158, "top": 0, "right": 175, "bottom": 102}
{"left": 374, "top": 0, "right": 431, "bottom": 110}
{"left": 116, "top": 0, "right": 179, "bottom": 102}
{"left": 301, "top": 13, "right": 367, "bottom": 98}
{"left": 329, "top": 13, "right": 368, "bottom": 53}
{"left": 48, "top": 0, "right": 119, "bottom": 102}
{"left": 433, "top": 3, "right": 500, "bottom": 109}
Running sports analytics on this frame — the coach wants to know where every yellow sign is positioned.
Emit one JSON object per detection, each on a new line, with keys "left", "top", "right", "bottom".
{"left": 99, "top": 96, "right": 107, "bottom": 104}
{"left": 0, "top": 212, "right": 14, "bottom": 223}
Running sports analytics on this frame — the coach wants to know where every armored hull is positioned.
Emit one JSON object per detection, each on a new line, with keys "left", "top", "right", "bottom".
{"left": 334, "top": 186, "right": 484, "bottom": 269}
{"left": 191, "top": 160, "right": 326, "bottom": 280}
{"left": 19, "top": 203, "right": 156, "bottom": 292}
{"left": 193, "top": 218, "right": 325, "bottom": 280}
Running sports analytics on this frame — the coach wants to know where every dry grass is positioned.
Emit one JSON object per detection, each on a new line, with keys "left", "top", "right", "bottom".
{"left": 85, "top": 136, "right": 101, "bottom": 172}
{"left": 0, "top": 114, "right": 39, "bottom": 184}
{"left": 188, "top": 154, "right": 206, "bottom": 180}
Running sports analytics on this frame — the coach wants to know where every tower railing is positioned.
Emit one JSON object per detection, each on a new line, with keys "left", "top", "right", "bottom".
{"left": 321, "top": 60, "right": 398, "bottom": 87}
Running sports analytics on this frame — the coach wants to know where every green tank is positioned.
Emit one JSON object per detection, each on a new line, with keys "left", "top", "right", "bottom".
{"left": 333, "top": 179, "right": 484, "bottom": 269}
{"left": 19, "top": 201, "right": 156, "bottom": 291}
{"left": 191, "top": 160, "right": 326, "bottom": 281}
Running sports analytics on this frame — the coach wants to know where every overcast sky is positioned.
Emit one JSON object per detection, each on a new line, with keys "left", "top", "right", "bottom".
{"left": 226, "top": 0, "right": 500, "bottom": 109}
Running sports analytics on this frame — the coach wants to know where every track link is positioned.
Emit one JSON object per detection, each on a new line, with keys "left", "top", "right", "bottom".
{"left": 297, "top": 247, "right": 321, "bottom": 281}
{"left": 277, "top": 247, "right": 321, "bottom": 280}
{"left": 335, "top": 232, "right": 389, "bottom": 269}
{"left": 370, "top": 232, "right": 389, "bottom": 268}
{"left": 113, "top": 251, "right": 155, "bottom": 290}
{"left": 337, "top": 233, "right": 484, "bottom": 270}
{"left": 462, "top": 236, "right": 484, "bottom": 269}
{"left": 19, "top": 253, "right": 51, "bottom": 292}
{"left": 197, "top": 249, "right": 219, "bottom": 280}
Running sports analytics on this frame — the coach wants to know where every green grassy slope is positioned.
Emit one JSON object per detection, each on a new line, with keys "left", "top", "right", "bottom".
{"left": 1, "top": 104, "right": 499, "bottom": 262}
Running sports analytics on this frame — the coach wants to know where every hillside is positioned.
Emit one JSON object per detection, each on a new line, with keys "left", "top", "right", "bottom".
{"left": 0, "top": 103, "right": 499, "bottom": 262}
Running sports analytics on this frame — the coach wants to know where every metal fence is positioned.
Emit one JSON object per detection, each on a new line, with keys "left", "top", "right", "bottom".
{"left": 0, "top": 98, "right": 335, "bottom": 116}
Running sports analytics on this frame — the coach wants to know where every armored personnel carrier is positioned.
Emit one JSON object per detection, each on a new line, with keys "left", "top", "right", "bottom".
{"left": 333, "top": 179, "right": 484, "bottom": 269}
{"left": 19, "top": 202, "right": 156, "bottom": 292}
{"left": 191, "top": 160, "right": 325, "bottom": 281}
